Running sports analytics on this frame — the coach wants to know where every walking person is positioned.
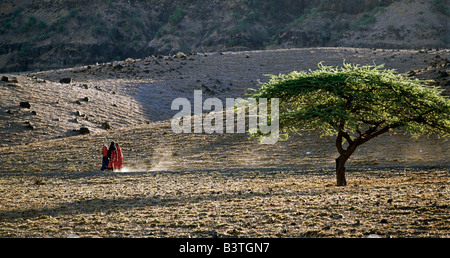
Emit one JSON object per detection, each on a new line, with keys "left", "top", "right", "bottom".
{"left": 101, "top": 144, "right": 109, "bottom": 170}
{"left": 107, "top": 141, "right": 123, "bottom": 171}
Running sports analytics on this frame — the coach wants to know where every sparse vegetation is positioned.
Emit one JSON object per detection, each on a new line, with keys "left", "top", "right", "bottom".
{"left": 0, "top": 0, "right": 449, "bottom": 72}
{"left": 0, "top": 47, "right": 448, "bottom": 238}
{"left": 355, "top": 6, "right": 385, "bottom": 30}
{"left": 168, "top": 7, "right": 184, "bottom": 25}
{"left": 431, "top": 0, "right": 450, "bottom": 16}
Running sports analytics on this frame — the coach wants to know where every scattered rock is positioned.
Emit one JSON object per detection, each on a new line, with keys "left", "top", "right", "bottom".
{"left": 20, "top": 101, "right": 31, "bottom": 108}
{"left": 79, "top": 127, "right": 90, "bottom": 135}
{"left": 366, "top": 234, "right": 382, "bottom": 238}
{"left": 208, "top": 231, "right": 219, "bottom": 238}
{"left": 59, "top": 77, "right": 72, "bottom": 84}
{"left": 101, "top": 122, "right": 111, "bottom": 130}
{"left": 24, "top": 122, "right": 35, "bottom": 130}
{"left": 75, "top": 111, "right": 85, "bottom": 117}
{"left": 330, "top": 214, "right": 344, "bottom": 219}
{"left": 66, "top": 233, "right": 80, "bottom": 238}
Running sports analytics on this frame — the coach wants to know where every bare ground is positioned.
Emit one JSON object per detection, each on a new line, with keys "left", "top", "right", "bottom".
{"left": 0, "top": 47, "right": 449, "bottom": 238}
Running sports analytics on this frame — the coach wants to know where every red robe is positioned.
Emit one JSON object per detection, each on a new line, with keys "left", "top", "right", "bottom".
{"left": 101, "top": 145, "right": 109, "bottom": 170}
{"left": 108, "top": 144, "right": 123, "bottom": 170}
{"left": 116, "top": 144, "right": 123, "bottom": 169}
{"left": 102, "top": 145, "right": 108, "bottom": 157}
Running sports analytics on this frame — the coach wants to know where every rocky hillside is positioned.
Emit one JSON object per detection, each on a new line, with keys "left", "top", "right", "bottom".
{"left": 0, "top": 0, "right": 449, "bottom": 72}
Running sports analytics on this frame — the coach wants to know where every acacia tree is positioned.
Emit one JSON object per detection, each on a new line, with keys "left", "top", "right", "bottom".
{"left": 252, "top": 63, "right": 450, "bottom": 186}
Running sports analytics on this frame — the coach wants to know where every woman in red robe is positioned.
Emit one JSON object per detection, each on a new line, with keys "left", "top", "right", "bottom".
{"left": 107, "top": 141, "right": 123, "bottom": 170}
{"left": 101, "top": 144, "right": 109, "bottom": 170}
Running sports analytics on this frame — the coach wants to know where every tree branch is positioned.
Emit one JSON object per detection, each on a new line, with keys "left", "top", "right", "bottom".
{"left": 336, "top": 129, "right": 345, "bottom": 155}
{"left": 360, "top": 125, "right": 393, "bottom": 145}
{"left": 341, "top": 131, "right": 354, "bottom": 146}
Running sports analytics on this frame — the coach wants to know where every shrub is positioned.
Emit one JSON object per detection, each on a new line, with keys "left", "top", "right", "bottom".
{"left": 169, "top": 7, "right": 184, "bottom": 25}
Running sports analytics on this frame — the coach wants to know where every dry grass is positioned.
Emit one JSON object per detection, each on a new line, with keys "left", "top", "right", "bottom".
{"left": 0, "top": 121, "right": 448, "bottom": 238}
{"left": 0, "top": 168, "right": 448, "bottom": 238}
{"left": 0, "top": 47, "right": 449, "bottom": 238}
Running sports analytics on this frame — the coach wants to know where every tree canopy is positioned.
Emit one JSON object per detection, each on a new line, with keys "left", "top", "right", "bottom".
{"left": 252, "top": 63, "right": 450, "bottom": 185}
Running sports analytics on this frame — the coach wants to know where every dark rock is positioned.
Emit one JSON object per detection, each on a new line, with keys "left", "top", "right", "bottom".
{"left": 101, "top": 122, "right": 111, "bottom": 130}
{"left": 380, "top": 219, "right": 388, "bottom": 224}
{"left": 31, "top": 111, "right": 37, "bottom": 115}
{"left": 75, "top": 111, "right": 85, "bottom": 117}
{"left": 20, "top": 101, "right": 31, "bottom": 108}
{"left": 24, "top": 122, "right": 35, "bottom": 130}
{"left": 1, "top": 76, "right": 8, "bottom": 82}
{"left": 330, "top": 214, "right": 344, "bottom": 219}
{"left": 79, "top": 127, "right": 90, "bottom": 135}
{"left": 82, "top": 97, "right": 89, "bottom": 102}
{"left": 60, "top": 77, "right": 72, "bottom": 84}
{"left": 208, "top": 231, "right": 219, "bottom": 238}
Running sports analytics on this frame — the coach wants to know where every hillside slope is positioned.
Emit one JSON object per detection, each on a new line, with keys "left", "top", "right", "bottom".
{"left": 1, "top": 47, "right": 449, "bottom": 148}
{"left": 0, "top": 0, "right": 448, "bottom": 72}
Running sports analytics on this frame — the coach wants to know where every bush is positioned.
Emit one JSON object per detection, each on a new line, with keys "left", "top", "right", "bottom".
{"left": 432, "top": 0, "right": 450, "bottom": 16}
{"left": 169, "top": 7, "right": 184, "bottom": 25}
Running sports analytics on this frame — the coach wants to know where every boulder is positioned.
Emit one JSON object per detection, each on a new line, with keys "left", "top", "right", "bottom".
{"left": 20, "top": 101, "right": 31, "bottom": 108}
{"left": 24, "top": 121, "right": 35, "bottom": 130}
{"left": 59, "top": 77, "right": 72, "bottom": 83}
{"left": 101, "top": 122, "right": 111, "bottom": 130}
{"left": 79, "top": 127, "right": 90, "bottom": 135}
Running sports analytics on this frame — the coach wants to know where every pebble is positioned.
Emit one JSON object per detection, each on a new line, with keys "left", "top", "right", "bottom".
{"left": 67, "top": 233, "right": 80, "bottom": 238}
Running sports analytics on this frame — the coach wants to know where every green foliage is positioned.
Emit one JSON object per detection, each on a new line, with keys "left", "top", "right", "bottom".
{"left": 432, "top": 0, "right": 450, "bottom": 16}
{"left": 355, "top": 6, "right": 385, "bottom": 30}
{"left": 168, "top": 7, "right": 184, "bottom": 25}
{"left": 68, "top": 8, "right": 79, "bottom": 18}
{"left": 253, "top": 63, "right": 450, "bottom": 139}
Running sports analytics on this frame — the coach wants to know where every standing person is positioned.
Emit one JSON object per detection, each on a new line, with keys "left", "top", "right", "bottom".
{"left": 101, "top": 144, "right": 109, "bottom": 170}
{"left": 107, "top": 141, "right": 123, "bottom": 171}
{"left": 115, "top": 143, "right": 123, "bottom": 169}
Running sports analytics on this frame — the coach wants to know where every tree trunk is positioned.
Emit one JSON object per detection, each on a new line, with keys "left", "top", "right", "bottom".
{"left": 335, "top": 155, "right": 348, "bottom": 186}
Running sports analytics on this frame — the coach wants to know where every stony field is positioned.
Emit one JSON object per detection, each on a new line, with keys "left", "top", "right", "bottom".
{"left": 0, "top": 47, "right": 449, "bottom": 238}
